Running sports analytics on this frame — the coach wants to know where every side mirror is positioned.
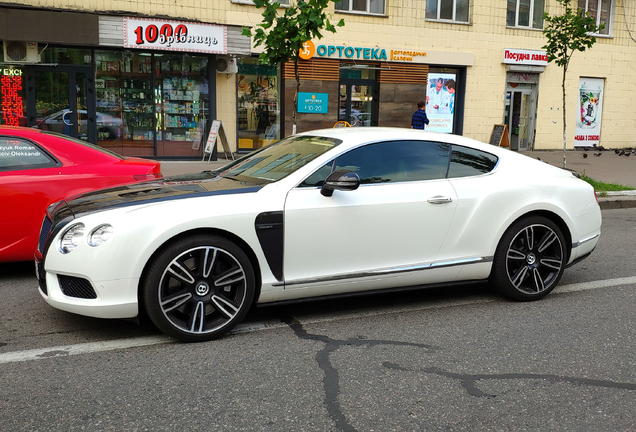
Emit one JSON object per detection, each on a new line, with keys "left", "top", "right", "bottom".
{"left": 320, "top": 170, "right": 361, "bottom": 197}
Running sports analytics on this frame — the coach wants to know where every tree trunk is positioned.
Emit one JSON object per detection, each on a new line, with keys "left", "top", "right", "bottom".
{"left": 562, "top": 63, "right": 567, "bottom": 169}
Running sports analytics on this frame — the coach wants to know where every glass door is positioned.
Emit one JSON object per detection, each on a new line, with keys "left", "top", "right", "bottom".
{"left": 505, "top": 89, "right": 531, "bottom": 151}
{"left": 29, "top": 67, "right": 95, "bottom": 141}
{"left": 338, "top": 81, "right": 376, "bottom": 127}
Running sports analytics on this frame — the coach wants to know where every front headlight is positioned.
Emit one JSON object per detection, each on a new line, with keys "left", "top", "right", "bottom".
{"left": 88, "top": 224, "right": 114, "bottom": 247}
{"left": 59, "top": 223, "right": 85, "bottom": 254}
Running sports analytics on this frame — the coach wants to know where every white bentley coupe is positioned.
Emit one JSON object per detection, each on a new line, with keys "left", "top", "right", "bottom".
{"left": 35, "top": 128, "right": 602, "bottom": 342}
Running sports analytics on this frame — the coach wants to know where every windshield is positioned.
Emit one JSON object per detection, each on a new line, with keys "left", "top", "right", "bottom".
{"left": 216, "top": 135, "right": 341, "bottom": 184}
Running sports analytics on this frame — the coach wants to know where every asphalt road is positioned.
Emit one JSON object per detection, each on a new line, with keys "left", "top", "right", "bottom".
{"left": 1, "top": 208, "right": 635, "bottom": 432}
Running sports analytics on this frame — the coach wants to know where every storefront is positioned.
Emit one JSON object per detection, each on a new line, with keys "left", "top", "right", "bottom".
{"left": 501, "top": 48, "right": 547, "bottom": 151}
{"left": 0, "top": 8, "right": 250, "bottom": 159}
{"left": 280, "top": 41, "right": 474, "bottom": 137}
{"left": 236, "top": 57, "right": 281, "bottom": 152}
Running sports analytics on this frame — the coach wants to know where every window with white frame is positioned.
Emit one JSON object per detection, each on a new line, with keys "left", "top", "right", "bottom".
{"left": 578, "top": 0, "right": 612, "bottom": 35}
{"left": 335, "top": 0, "right": 385, "bottom": 15}
{"left": 507, "top": 0, "right": 545, "bottom": 29}
{"left": 231, "top": 0, "right": 289, "bottom": 5}
{"left": 425, "top": 0, "right": 470, "bottom": 23}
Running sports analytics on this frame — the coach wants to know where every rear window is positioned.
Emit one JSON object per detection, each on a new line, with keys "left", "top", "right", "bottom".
{"left": 448, "top": 145, "right": 498, "bottom": 178}
{"left": 0, "top": 137, "right": 57, "bottom": 171}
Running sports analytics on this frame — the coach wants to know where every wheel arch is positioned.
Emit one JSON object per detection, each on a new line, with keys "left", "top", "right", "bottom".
{"left": 137, "top": 227, "right": 263, "bottom": 313}
{"left": 499, "top": 209, "right": 573, "bottom": 262}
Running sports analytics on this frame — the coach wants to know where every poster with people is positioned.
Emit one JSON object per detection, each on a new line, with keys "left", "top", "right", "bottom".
{"left": 574, "top": 78, "right": 604, "bottom": 148}
{"left": 426, "top": 73, "right": 456, "bottom": 134}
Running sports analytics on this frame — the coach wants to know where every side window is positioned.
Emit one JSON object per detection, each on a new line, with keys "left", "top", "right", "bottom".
{"left": 0, "top": 137, "right": 56, "bottom": 172}
{"left": 448, "top": 145, "right": 498, "bottom": 178}
{"left": 299, "top": 140, "right": 451, "bottom": 187}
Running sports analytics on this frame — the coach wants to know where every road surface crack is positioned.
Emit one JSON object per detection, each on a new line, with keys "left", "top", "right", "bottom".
{"left": 280, "top": 314, "right": 435, "bottom": 432}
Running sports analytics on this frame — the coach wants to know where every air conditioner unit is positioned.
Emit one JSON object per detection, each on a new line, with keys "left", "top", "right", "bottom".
{"left": 215, "top": 55, "right": 238, "bottom": 74}
{"left": 3, "top": 41, "right": 40, "bottom": 63}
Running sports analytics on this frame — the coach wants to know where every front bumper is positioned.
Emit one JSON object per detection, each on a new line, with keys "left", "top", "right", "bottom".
{"left": 36, "top": 257, "right": 139, "bottom": 319}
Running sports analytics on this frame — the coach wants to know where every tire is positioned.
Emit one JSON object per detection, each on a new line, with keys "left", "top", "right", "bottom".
{"left": 142, "top": 234, "right": 255, "bottom": 342}
{"left": 490, "top": 216, "right": 566, "bottom": 301}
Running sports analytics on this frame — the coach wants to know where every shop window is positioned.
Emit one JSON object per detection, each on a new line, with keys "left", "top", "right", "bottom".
{"left": 507, "top": 0, "right": 545, "bottom": 29}
{"left": 40, "top": 47, "right": 92, "bottom": 65}
{"left": 95, "top": 51, "right": 152, "bottom": 156}
{"left": 94, "top": 51, "right": 209, "bottom": 158}
{"left": 335, "top": 0, "right": 385, "bottom": 15}
{"left": 155, "top": 54, "right": 210, "bottom": 157}
{"left": 237, "top": 57, "right": 281, "bottom": 152}
{"left": 426, "top": 0, "right": 469, "bottom": 23}
{"left": 0, "top": 66, "right": 26, "bottom": 126}
{"left": 578, "top": 0, "right": 612, "bottom": 35}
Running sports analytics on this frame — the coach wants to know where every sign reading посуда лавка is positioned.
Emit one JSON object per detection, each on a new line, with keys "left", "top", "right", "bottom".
{"left": 124, "top": 17, "right": 227, "bottom": 54}
{"left": 298, "top": 92, "right": 328, "bottom": 114}
{"left": 501, "top": 48, "right": 548, "bottom": 66}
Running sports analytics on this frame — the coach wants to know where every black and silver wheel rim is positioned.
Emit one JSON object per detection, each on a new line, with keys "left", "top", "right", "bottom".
{"left": 158, "top": 246, "right": 247, "bottom": 335}
{"left": 505, "top": 224, "right": 564, "bottom": 295}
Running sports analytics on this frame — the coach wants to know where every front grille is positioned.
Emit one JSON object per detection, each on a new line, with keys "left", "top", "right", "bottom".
{"left": 38, "top": 216, "right": 53, "bottom": 253}
{"left": 58, "top": 275, "right": 97, "bottom": 299}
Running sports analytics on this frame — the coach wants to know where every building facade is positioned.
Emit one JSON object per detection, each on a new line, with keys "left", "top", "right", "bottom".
{"left": 1, "top": 0, "right": 634, "bottom": 158}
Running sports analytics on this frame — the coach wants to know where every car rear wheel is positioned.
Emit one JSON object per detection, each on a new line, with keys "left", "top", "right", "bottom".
{"left": 490, "top": 216, "right": 566, "bottom": 301}
{"left": 142, "top": 234, "right": 255, "bottom": 342}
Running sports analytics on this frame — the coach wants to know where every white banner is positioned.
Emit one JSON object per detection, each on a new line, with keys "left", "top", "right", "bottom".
{"left": 574, "top": 78, "right": 604, "bottom": 148}
{"left": 124, "top": 17, "right": 227, "bottom": 54}
{"left": 502, "top": 48, "right": 548, "bottom": 66}
{"left": 426, "top": 73, "right": 456, "bottom": 134}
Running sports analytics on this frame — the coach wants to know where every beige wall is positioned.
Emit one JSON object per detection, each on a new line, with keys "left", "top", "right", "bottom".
{"left": 3, "top": 0, "right": 635, "bottom": 150}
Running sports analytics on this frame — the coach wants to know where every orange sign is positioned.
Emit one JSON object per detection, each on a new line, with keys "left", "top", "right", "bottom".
{"left": 299, "top": 40, "right": 315, "bottom": 60}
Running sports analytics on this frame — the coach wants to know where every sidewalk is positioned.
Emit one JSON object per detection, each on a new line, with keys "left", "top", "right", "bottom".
{"left": 524, "top": 149, "right": 636, "bottom": 210}
{"left": 159, "top": 148, "right": 636, "bottom": 210}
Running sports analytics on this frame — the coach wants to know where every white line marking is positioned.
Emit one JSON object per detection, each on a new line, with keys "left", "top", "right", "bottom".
{"left": 2, "top": 276, "right": 636, "bottom": 365}
{"left": 0, "top": 336, "right": 172, "bottom": 365}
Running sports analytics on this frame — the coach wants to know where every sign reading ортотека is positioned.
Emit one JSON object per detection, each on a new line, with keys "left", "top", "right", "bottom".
{"left": 124, "top": 17, "right": 227, "bottom": 54}
{"left": 298, "top": 92, "right": 328, "bottom": 113}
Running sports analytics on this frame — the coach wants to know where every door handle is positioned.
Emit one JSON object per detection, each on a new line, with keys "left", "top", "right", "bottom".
{"left": 62, "top": 111, "right": 73, "bottom": 126}
{"left": 427, "top": 196, "right": 453, "bottom": 204}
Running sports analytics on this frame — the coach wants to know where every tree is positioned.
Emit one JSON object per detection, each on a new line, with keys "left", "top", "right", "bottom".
{"left": 542, "top": 0, "right": 603, "bottom": 169}
{"left": 242, "top": 0, "right": 344, "bottom": 134}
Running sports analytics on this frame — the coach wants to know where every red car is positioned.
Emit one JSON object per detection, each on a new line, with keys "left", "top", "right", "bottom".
{"left": 0, "top": 126, "right": 162, "bottom": 262}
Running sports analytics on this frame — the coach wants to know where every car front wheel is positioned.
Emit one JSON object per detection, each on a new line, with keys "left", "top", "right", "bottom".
{"left": 142, "top": 234, "right": 255, "bottom": 342}
{"left": 490, "top": 216, "right": 566, "bottom": 301}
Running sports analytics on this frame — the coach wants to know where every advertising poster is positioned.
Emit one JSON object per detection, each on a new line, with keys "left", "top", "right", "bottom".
{"left": 574, "top": 78, "right": 604, "bottom": 148}
{"left": 426, "top": 73, "right": 456, "bottom": 134}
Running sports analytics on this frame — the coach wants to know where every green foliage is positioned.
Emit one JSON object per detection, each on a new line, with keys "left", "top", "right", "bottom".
{"left": 242, "top": 0, "right": 345, "bottom": 66}
{"left": 542, "top": 0, "right": 603, "bottom": 71}
{"left": 542, "top": 0, "right": 603, "bottom": 168}
{"left": 579, "top": 174, "right": 634, "bottom": 192}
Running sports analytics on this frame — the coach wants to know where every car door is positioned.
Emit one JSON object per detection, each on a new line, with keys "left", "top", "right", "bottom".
{"left": 283, "top": 140, "right": 458, "bottom": 289}
{"left": 0, "top": 137, "right": 63, "bottom": 261}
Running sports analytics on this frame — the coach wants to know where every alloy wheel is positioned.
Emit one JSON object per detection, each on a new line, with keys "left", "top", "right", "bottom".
{"left": 505, "top": 224, "right": 564, "bottom": 295}
{"left": 157, "top": 246, "right": 248, "bottom": 336}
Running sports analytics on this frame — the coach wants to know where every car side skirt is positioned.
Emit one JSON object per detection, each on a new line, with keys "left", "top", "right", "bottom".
{"left": 274, "top": 256, "right": 494, "bottom": 288}
{"left": 257, "top": 279, "right": 488, "bottom": 308}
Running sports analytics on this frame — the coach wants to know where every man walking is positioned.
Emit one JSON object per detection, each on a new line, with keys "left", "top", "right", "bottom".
{"left": 411, "top": 100, "right": 430, "bottom": 129}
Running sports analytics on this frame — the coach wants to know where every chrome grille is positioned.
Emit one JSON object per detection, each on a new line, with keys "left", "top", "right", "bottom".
{"left": 58, "top": 275, "right": 97, "bottom": 299}
{"left": 38, "top": 216, "right": 53, "bottom": 253}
